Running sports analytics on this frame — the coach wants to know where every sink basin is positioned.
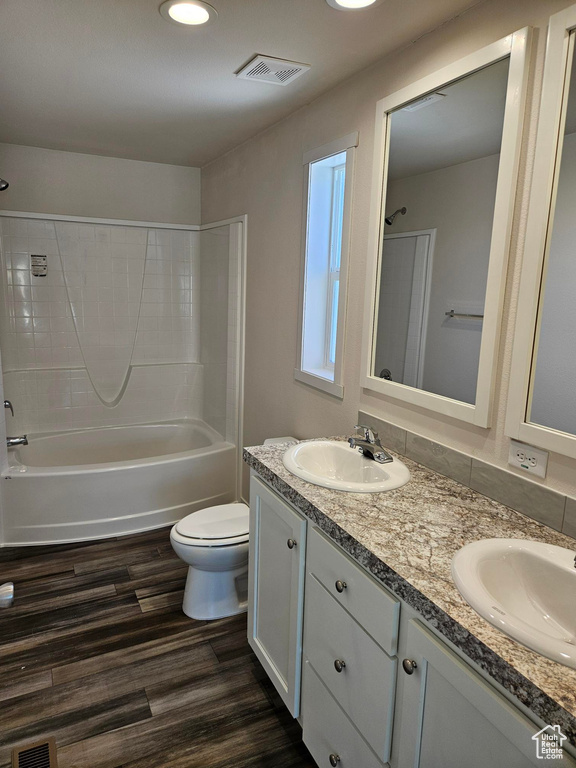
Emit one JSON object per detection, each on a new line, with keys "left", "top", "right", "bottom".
{"left": 452, "top": 538, "right": 576, "bottom": 668}
{"left": 282, "top": 440, "right": 410, "bottom": 493}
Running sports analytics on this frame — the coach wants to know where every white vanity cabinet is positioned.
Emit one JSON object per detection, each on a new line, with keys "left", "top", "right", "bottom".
{"left": 248, "top": 474, "right": 576, "bottom": 767}
{"left": 247, "top": 475, "right": 307, "bottom": 717}
{"left": 302, "top": 527, "right": 399, "bottom": 767}
{"left": 394, "top": 618, "right": 572, "bottom": 768}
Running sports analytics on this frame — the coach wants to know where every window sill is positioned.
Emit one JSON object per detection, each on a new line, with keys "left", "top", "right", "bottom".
{"left": 294, "top": 368, "right": 344, "bottom": 399}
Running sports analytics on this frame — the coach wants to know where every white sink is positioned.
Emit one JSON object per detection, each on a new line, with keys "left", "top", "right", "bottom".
{"left": 452, "top": 539, "right": 576, "bottom": 668}
{"left": 282, "top": 440, "right": 410, "bottom": 493}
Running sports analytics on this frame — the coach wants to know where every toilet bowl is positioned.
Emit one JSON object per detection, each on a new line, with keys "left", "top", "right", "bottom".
{"left": 170, "top": 502, "right": 250, "bottom": 620}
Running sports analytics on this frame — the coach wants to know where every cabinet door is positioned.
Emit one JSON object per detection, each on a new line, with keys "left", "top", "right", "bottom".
{"left": 397, "top": 620, "right": 571, "bottom": 768}
{"left": 248, "top": 475, "right": 307, "bottom": 717}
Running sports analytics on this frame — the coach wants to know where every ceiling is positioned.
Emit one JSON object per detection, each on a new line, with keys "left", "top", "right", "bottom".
{"left": 0, "top": 0, "right": 481, "bottom": 168}
{"left": 388, "top": 57, "right": 510, "bottom": 179}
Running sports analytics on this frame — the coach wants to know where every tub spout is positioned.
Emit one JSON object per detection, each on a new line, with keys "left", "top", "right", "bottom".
{"left": 6, "top": 435, "right": 27, "bottom": 447}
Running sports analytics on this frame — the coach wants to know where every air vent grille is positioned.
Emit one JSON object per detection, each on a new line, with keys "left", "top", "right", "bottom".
{"left": 12, "top": 738, "right": 58, "bottom": 768}
{"left": 236, "top": 55, "right": 310, "bottom": 86}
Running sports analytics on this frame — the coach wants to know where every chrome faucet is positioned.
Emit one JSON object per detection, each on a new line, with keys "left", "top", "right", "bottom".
{"left": 348, "top": 424, "right": 394, "bottom": 464}
{"left": 6, "top": 435, "right": 27, "bottom": 447}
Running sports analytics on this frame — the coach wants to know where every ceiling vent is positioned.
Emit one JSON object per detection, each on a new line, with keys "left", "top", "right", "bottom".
{"left": 236, "top": 55, "right": 310, "bottom": 86}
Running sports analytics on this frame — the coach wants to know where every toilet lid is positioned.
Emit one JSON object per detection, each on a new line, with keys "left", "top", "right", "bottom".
{"left": 175, "top": 503, "right": 249, "bottom": 540}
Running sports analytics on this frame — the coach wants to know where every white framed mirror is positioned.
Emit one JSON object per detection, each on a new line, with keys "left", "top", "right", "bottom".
{"left": 362, "top": 29, "right": 531, "bottom": 428}
{"left": 507, "top": 6, "right": 576, "bottom": 458}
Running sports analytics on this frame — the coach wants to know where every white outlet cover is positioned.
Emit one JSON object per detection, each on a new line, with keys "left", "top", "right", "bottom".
{"left": 508, "top": 439, "right": 548, "bottom": 479}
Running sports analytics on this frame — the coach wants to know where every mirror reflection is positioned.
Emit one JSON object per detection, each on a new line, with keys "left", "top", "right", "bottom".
{"left": 529, "top": 42, "right": 576, "bottom": 436}
{"left": 372, "top": 57, "right": 510, "bottom": 405}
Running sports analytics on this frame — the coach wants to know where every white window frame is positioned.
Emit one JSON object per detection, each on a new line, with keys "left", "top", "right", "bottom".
{"left": 295, "top": 132, "right": 358, "bottom": 399}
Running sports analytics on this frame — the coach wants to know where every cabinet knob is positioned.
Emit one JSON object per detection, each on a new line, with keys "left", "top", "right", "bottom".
{"left": 333, "top": 659, "right": 346, "bottom": 673}
{"left": 287, "top": 539, "right": 297, "bottom": 549}
{"left": 335, "top": 580, "right": 347, "bottom": 593}
{"left": 329, "top": 755, "right": 340, "bottom": 766}
{"left": 402, "top": 658, "right": 418, "bottom": 675}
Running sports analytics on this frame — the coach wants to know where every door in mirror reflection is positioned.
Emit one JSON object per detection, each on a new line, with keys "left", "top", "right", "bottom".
{"left": 529, "top": 41, "right": 576, "bottom": 437}
{"left": 372, "top": 57, "right": 510, "bottom": 405}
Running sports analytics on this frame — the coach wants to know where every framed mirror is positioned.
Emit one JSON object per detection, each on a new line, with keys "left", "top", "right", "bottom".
{"left": 507, "top": 5, "right": 576, "bottom": 458}
{"left": 362, "top": 29, "right": 530, "bottom": 427}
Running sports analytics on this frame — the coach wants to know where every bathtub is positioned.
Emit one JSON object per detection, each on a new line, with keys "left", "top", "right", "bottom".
{"left": 2, "top": 419, "right": 236, "bottom": 545}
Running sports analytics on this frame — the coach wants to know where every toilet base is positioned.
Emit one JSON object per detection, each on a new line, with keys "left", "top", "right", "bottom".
{"left": 182, "top": 564, "right": 248, "bottom": 621}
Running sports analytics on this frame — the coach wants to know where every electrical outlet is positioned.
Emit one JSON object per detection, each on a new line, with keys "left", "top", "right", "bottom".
{"left": 508, "top": 439, "right": 548, "bottom": 479}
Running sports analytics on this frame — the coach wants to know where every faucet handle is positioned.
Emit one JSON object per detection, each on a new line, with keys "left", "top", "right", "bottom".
{"left": 4, "top": 400, "right": 13, "bottom": 417}
{"left": 354, "top": 424, "right": 377, "bottom": 443}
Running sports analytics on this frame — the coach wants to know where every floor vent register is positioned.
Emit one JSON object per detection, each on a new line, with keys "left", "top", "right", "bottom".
{"left": 12, "top": 738, "right": 58, "bottom": 768}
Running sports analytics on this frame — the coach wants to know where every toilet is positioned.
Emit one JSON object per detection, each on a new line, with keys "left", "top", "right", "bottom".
{"left": 170, "top": 438, "right": 297, "bottom": 621}
{"left": 170, "top": 503, "right": 250, "bottom": 621}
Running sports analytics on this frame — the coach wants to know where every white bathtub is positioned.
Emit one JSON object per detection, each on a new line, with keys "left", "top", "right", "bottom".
{"left": 2, "top": 420, "right": 236, "bottom": 545}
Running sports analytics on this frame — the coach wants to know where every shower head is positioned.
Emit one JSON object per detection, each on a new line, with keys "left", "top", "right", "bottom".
{"left": 0, "top": 178, "right": 9, "bottom": 191}
{"left": 385, "top": 206, "right": 406, "bottom": 226}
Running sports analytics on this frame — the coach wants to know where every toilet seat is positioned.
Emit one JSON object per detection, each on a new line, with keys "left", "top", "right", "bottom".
{"left": 173, "top": 503, "right": 249, "bottom": 547}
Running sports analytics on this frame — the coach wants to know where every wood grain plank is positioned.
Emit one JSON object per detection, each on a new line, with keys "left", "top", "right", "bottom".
{"left": 114, "top": 564, "right": 187, "bottom": 596}
{"left": 74, "top": 547, "right": 161, "bottom": 576}
{"left": 0, "top": 669, "right": 53, "bottom": 704}
{"left": 138, "top": 589, "right": 185, "bottom": 613}
{"left": 0, "top": 690, "right": 151, "bottom": 756}
{"left": 0, "top": 643, "right": 217, "bottom": 734}
{"left": 52, "top": 614, "right": 244, "bottom": 685}
{"left": 117, "top": 712, "right": 315, "bottom": 768}
{"left": 16, "top": 565, "right": 130, "bottom": 600}
{"left": 7, "top": 584, "right": 118, "bottom": 618}
{"left": 57, "top": 673, "right": 271, "bottom": 768}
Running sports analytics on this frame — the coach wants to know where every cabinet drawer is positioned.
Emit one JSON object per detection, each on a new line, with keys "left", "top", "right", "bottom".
{"left": 302, "top": 660, "right": 386, "bottom": 768}
{"left": 308, "top": 526, "right": 399, "bottom": 655}
{"left": 304, "top": 573, "right": 396, "bottom": 762}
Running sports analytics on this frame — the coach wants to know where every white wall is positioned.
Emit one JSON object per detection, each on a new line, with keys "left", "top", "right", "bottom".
{"left": 531, "top": 131, "right": 576, "bottom": 434}
{"left": 0, "top": 143, "right": 201, "bottom": 225}
{"left": 202, "top": 0, "right": 576, "bottom": 500}
{"left": 385, "top": 153, "right": 500, "bottom": 405}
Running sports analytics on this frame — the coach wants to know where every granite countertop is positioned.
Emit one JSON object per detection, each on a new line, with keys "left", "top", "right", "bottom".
{"left": 243, "top": 440, "right": 576, "bottom": 746}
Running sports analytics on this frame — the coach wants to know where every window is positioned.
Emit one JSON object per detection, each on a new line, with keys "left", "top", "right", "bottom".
{"left": 295, "top": 133, "right": 357, "bottom": 398}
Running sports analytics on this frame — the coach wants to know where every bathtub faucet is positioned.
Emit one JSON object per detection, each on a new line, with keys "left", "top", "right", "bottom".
{"left": 6, "top": 435, "right": 28, "bottom": 447}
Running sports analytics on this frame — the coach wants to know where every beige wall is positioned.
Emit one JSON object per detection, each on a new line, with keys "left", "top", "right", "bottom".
{"left": 202, "top": 0, "right": 576, "bottom": 499}
{"left": 0, "top": 143, "right": 201, "bottom": 225}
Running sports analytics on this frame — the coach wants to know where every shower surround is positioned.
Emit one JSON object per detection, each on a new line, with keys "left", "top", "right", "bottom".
{"left": 0, "top": 215, "right": 243, "bottom": 544}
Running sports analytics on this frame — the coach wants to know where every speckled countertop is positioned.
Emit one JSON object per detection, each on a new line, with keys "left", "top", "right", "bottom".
{"left": 244, "top": 440, "right": 576, "bottom": 746}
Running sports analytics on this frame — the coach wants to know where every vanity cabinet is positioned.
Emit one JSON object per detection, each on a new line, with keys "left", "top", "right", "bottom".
{"left": 302, "top": 527, "right": 399, "bottom": 766}
{"left": 247, "top": 475, "right": 307, "bottom": 717}
{"left": 248, "top": 474, "right": 576, "bottom": 767}
{"left": 395, "top": 618, "right": 559, "bottom": 768}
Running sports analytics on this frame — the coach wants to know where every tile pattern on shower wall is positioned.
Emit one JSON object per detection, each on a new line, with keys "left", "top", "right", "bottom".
{"left": 4, "top": 364, "right": 203, "bottom": 434}
{"left": 0, "top": 217, "right": 204, "bottom": 433}
{"left": 132, "top": 228, "right": 200, "bottom": 365}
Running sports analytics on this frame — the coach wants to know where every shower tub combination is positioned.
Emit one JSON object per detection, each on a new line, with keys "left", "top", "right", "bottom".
{"left": 2, "top": 420, "right": 236, "bottom": 545}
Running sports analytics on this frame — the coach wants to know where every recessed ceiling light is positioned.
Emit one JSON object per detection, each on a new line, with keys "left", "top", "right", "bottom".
{"left": 159, "top": 1, "right": 217, "bottom": 26}
{"left": 325, "top": 0, "right": 383, "bottom": 9}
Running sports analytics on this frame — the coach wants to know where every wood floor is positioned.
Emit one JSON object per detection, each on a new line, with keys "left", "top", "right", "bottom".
{"left": 0, "top": 527, "right": 315, "bottom": 768}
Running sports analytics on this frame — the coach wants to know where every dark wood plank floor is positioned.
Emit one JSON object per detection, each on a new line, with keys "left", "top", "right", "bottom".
{"left": 0, "top": 527, "right": 315, "bottom": 768}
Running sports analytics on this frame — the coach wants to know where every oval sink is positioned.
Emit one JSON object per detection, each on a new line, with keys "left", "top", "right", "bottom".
{"left": 452, "top": 539, "right": 576, "bottom": 668}
{"left": 282, "top": 440, "right": 410, "bottom": 493}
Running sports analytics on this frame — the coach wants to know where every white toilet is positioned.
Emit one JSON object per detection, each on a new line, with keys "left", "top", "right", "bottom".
{"left": 170, "top": 438, "right": 297, "bottom": 621}
{"left": 170, "top": 502, "right": 250, "bottom": 621}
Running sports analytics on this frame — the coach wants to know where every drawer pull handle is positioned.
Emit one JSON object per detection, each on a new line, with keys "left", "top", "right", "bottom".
{"left": 335, "top": 580, "right": 347, "bottom": 593}
{"left": 334, "top": 659, "right": 346, "bottom": 673}
{"left": 402, "top": 658, "right": 418, "bottom": 675}
{"left": 287, "top": 539, "right": 297, "bottom": 549}
{"left": 329, "top": 755, "right": 340, "bottom": 766}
